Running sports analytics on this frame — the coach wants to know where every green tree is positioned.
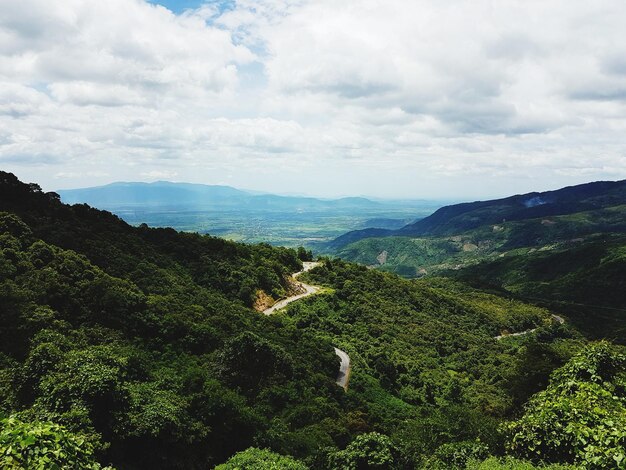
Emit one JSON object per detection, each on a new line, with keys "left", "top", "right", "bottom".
{"left": 505, "top": 342, "right": 626, "bottom": 468}
{"left": 215, "top": 447, "right": 308, "bottom": 470}
{"left": 328, "top": 432, "right": 401, "bottom": 470}
{"left": 297, "top": 247, "right": 313, "bottom": 262}
{"left": 466, "top": 456, "right": 578, "bottom": 469}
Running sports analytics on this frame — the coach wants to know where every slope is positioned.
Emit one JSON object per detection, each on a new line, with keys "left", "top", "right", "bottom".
{"left": 328, "top": 179, "right": 626, "bottom": 250}
{"left": 0, "top": 172, "right": 595, "bottom": 469}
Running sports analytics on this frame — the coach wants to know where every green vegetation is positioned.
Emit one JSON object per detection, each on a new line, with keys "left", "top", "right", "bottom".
{"left": 329, "top": 180, "right": 626, "bottom": 250}
{"left": 449, "top": 234, "right": 626, "bottom": 341}
{"left": 0, "top": 416, "right": 108, "bottom": 469}
{"left": 335, "top": 205, "right": 626, "bottom": 277}
{"left": 0, "top": 172, "right": 341, "bottom": 468}
{"left": 466, "top": 457, "right": 577, "bottom": 469}
{"left": 216, "top": 447, "right": 308, "bottom": 470}
{"left": 332, "top": 183, "right": 625, "bottom": 343}
{"left": 1, "top": 172, "right": 625, "bottom": 469}
{"left": 506, "top": 342, "right": 626, "bottom": 468}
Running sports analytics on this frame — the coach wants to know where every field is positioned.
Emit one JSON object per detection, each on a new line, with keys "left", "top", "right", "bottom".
{"left": 108, "top": 205, "right": 439, "bottom": 248}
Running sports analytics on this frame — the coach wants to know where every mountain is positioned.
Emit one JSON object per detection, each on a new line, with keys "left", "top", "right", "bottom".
{"left": 330, "top": 179, "right": 626, "bottom": 341}
{"left": 4, "top": 171, "right": 617, "bottom": 469}
{"left": 58, "top": 181, "right": 248, "bottom": 207}
{"left": 57, "top": 181, "right": 383, "bottom": 211}
{"left": 56, "top": 181, "right": 443, "bottom": 248}
{"left": 447, "top": 233, "right": 626, "bottom": 342}
{"left": 328, "top": 180, "right": 626, "bottom": 250}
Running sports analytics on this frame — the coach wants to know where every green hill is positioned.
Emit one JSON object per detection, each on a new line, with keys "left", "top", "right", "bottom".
{"left": 328, "top": 180, "right": 626, "bottom": 250}
{"left": 449, "top": 233, "right": 626, "bottom": 342}
{"left": 332, "top": 183, "right": 626, "bottom": 343}
{"left": 336, "top": 204, "right": 626, "bottom": 276}
{"left": 1, "top": 172, "right": 624, "bottom": 469}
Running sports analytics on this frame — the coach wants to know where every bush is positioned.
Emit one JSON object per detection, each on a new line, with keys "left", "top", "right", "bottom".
{"left": 215, "top": 447, "right": 308, "bottom": 469}
{"left": 0, "top": 415, "right": 109, "bottom": 469}
{"left": 505, "top": 342, "right": 626, "bottom": 468}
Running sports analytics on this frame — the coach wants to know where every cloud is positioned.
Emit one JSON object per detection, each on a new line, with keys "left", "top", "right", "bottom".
{"left": 0, "top": 0, "right": 625, "bottom": 198}
{"left": 141, "top": 169, "right": 179, "bottom": 179}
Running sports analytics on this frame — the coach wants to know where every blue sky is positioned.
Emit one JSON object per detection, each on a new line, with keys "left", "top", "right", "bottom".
{"left": 1, "top": 0, "right": 625, "bottom": 199}
{"left": 150, "top": 0, "right": 230, "bottom": 15}
{"left": 149, "top": 0, "right": 203, "bottom": 14}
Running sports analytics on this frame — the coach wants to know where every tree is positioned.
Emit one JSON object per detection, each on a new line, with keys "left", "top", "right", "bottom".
{"left": 215, "top": 447, "right": 308, "bottom": 470}
{"left": 505, "top": 342, "right": 626, "bottom": 468}
{"left": 297, "top": 247, "right": 313, "bottom": 262}
{"left": 328, "top": 432, "right": 401, "bottom": 470}
{"left": 215, "top": 332, "right": 294, "bottom": 394}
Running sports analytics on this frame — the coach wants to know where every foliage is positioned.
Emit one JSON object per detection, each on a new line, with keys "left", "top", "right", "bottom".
{"left": 505, "top": 342, "right": 626, "bottom": 468}
{"left": 452, "top": 234, "right": 626, "bottom": 342}
{"left": 332, "top": 182, "right": 625, "bottom": 344}
{"left": 423, "top": 440, "right": 490, "bottom": 469}
{"left": 466, "top": 456, "right": 579, "bottom": 469}
{"left": 215, "top": 447, "right": 308, "bottom": 469}
{"left": 0, "top": 172, "right": 340, "bottom": 468}
{"left": 0, "top": 172, "right": 614, "bottom": 469}
{"left": 0, "top": 416, "right": 109, "bottom": 469}
{"left": 327, "top": 432, "right": 401, "bottom": 470}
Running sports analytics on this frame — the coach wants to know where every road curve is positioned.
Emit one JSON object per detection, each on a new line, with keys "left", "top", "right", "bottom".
{"left": 262, "top": 261, "right": 351, "bottom": 390}
{"left": 263, "top": 262, "right": 321, "bottom": 315}
{"left": 495, "top": 314, "right": 565, "bottom": 340}
{"left": 334, "top": 347, "right": 351, "bottom": 390}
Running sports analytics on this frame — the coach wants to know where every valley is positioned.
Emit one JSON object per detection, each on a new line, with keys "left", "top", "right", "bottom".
{"left": 1, "top": 172, "right": 625, "bottom": 470}
{"left": 4, "top": 2, "right": 626, "bottom": 468}
{"left": 328, "top": 181, "right": 626, "bottom": 342}
{"left": 58, "top": 181, "right": 445, "bottom": 247}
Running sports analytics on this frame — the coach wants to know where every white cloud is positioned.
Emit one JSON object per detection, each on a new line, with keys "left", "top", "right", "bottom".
{"left": 0, "top": 0, "right": 625, "bottom": 198}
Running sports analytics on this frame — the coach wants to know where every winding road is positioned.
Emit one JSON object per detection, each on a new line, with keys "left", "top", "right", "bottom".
{"left": 494, "top": 314, "right": 565, "bottom": 340}
{"left": 263, "top": 262, "right": 321, "bottom": 315}
{"left": 263, "top": 261, "right": 351, "bottom": 390}
{"left": 334, "top": 347, "right": 351, "bottom": 390}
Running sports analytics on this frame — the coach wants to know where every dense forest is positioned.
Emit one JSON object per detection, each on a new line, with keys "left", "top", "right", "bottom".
{"left": 1, "top": 172, "right": 625, "bottom": 469}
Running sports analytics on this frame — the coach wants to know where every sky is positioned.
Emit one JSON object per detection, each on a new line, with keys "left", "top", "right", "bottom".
{"left": 1, "top": 0, "right": 625, "bottom": 200}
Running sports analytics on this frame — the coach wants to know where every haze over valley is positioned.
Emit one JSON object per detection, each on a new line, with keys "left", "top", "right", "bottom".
{"left": 57, "top": 181, "right": 446, "bottom": 246}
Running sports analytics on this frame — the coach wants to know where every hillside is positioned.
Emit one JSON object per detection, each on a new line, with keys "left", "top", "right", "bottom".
{"left": 336, "top": 203, "right": 626, "bottom": 276}
{"left": 2, "top": 172, "right": 625, "bottom": 469}
{"left": 328, "top": 180, "right": 626, "bottom": 250}
{"left": 331, "top": 181, "right": 626, "bottom": 343}
{"left": 448, "top": 233, "right": 626, "bottom": 342}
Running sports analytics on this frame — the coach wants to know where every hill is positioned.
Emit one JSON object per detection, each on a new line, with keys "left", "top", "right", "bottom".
{"left": 331, "top": 180, "right": 626, "bottom": 342}
{"left": 448, "top": 233, "right": 626, "bottom": 342}
{"left": 328, "top": 180, "right": 626, "bottom": 250}
{"left": 2, "top": 172, "right": 624, "bottom": 469}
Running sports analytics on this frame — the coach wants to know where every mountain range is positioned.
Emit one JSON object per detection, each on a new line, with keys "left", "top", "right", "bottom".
{"left": 327, "top": 180, "right": 626, "bottom": 250}
{"left": 57, "top": 181, "right": 423, "bottom": 212}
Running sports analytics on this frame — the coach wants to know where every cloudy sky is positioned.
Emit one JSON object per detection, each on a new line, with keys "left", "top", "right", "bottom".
{"left": 1, "top": 0, "right": 625, "bottom": 199}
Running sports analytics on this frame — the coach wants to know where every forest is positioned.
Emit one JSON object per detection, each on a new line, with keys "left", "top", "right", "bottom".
{"left": 1, "top": 171, "right": 625, "bottom": 469}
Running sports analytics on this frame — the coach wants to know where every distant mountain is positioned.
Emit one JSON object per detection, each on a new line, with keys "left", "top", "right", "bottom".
{"left": 328, "top": 180, "right": 626, "bottom": 249}
{"left": 58, "top": 181, "right": 247, "bottom": 207}
{"left": 57, "top": 181, "right": 383, "bottom": 212}
{"left": 330, "top": 179, "right": 626, "bottom": 340}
